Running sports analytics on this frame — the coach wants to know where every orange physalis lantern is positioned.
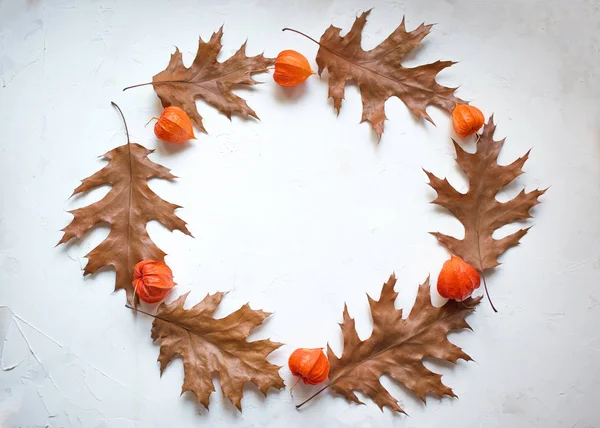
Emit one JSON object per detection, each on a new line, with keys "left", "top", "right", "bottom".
{"left": 273, "top": 50, "right": 314, "bottom": 87}
{"left": 437, "top": 255, "right": 481, "bottom": 300}
{"left": 151, "top": 106, "right": 195, "bottom": 143}
{"left": 288, "top": 348, "right": 330, "bottom": 385}
{"left": 132, "top": 260, "right": 176, "bottom": 303}
{"left": 452, "top": 104, "right": 485, "bottom": 138}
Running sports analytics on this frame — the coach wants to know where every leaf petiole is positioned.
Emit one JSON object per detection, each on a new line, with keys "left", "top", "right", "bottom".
{"left": 282, "top": 28, "right": 323, "bottom": 48}
{"left": 479, "top": 271, "right": 498, "bottom": 313}
{"left": 282, "top": 27, "right": 342, "bottom": 60}
{"left": 111, "top": 102, "right": 130, "bottom": 144}
{"left": 122, "top": 80, "right": 188, "bottom": 91}
{"left": 295, "top": 384, "right": 330, "bottom": 409}
{"left": 125, "top": 304, "right": 155, "bottom": 318}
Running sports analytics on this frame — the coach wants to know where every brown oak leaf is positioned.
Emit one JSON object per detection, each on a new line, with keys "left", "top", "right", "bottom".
{"left": 424, "top": 116, "right": 546, "bottom": 272}
{"left": 314, "top": 10, "right": 462, "bottom": 140}
{"left": 150, "top": 292, "right": 285, "bottom": 411}
{"left": 150, "top": 27, "right": 274, "bottom": 133}
{"left": 57, "top": 103, "right": 191, "bottom": 303}
{"left": 297, "top": 274, "right": 479, "bottom": 412}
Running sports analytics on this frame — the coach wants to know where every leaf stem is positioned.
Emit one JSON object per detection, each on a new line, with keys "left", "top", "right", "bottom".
{"left": 479, "top": 271, "right": 497, "bottom": 313}
{"left": 295, "top": 384, "right": 330, "bottom": 409}
{"left": 282, "top": 28, "right": 324, "bottom": 48}
{"left": 122, "top": 80, "right": 187, "bottom": 91}
{"left": 111, "top": 101, "right": 130, "bottom": 144}
{"left": 125, "top": 304, "right": 155, "bottom": 317}
{"left": 125, "top": 304, "right": 192, "bottom": 331}
{"left": 281, "top": 27, "right": 342, "bottom": 70}
{"left": 284, "top": 27, "right": 344, "bottom": 61}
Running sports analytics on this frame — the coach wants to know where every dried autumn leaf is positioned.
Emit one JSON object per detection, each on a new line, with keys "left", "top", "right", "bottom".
{"left": 297, "top": 274, "right": 480, "bottom": 413}
{"left": 150, "top": 292, "right": 285, "bottom": 411}
{"left": 141, "top": 27, "right": 274, "bottom": 133}
{"left": 57, "top": 103, "right": 191, "bottom": 303}
{"left": 424, "top": 116, "right": 546, "bottom": 272}
{"left": 286, "top": 11, "right": 462, "bottom": 140}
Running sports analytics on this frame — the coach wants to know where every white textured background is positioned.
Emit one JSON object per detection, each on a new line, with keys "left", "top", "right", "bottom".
{"left": 1, "top": 0, "right": 599, "bottom": 427}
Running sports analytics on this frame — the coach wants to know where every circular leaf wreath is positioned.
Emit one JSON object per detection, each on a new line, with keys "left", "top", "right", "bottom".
{"left": 58, "top": 11, "right": 546, "bottom": 414}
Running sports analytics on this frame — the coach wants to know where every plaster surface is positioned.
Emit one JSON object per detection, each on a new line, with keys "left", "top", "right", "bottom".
{"left": 1, "top": 0, "right": 599, "bottom": 427}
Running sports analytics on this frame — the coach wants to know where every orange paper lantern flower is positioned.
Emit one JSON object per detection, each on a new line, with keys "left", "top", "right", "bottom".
{"left": 151, "top": 106, "right": 195, "bottom": 143}
{"left": 288, "top": 348, "right": 330, "bottom": 385}
{"left": 132, "top": 260, "right": 176, "bottom": 303}
{"left": 437, "top": 255, "right": 481, "bottom": 301}
{"left": 452, "top": 104, "right": 484, "bottom": 138}
{"left": 273, "top": 50, "right": 313, "bottom": 87}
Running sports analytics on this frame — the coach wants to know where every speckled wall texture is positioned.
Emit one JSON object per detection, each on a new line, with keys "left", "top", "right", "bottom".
{"left": 1, "top": 0, "right": 599, "bottom": 427}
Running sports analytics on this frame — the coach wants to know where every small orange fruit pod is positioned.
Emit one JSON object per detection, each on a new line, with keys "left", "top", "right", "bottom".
{"left": 288, "top": 348, "right": 330, "bottom": 385}
{"left": 152, "top": 106, "right": 195, "bottom": 143}
{"left": 437, "top": 255, "right": 481, "bottom": 301}
{"left": 452, "top": 104, "right": 485, "bottom": 138}
{"left": 273, "top": 50, "right": 314, "bottom": 87}
{"left": 132, "top": 260, "right": 176, "bottom": 303}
